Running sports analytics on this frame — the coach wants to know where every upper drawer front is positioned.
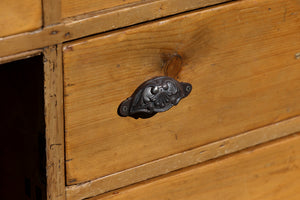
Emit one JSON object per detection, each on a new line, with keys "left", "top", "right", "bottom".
{"left": 63, "top": 0, "right": 300, "bottom": 185}
{"left": 0, "top": 0, "right": 42, "bottom": 37}
{"left": 61, "top": 0, "right": 141, "bottom": 18}
{"left": 61, "top": 0, "right": 232, "bottom": 19}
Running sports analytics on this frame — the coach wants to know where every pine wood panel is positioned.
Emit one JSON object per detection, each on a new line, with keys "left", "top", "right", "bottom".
{"left": 62, "top": 0, "right": 141, "bottom": 18}
{"left": 43, "top": 0, "right": 62, "bottom": 26}
{"left": 63, "top": 0, "right": 300, "bottom": 185}
{"left": 44, "top": 46, "right": 66, "bottom": 200}
{"left": 66, "top": 116, "right": 300, "bottom": 200}
{"left": 0, "top": 0, "right": 231, "bottom": 57}
{"left": 61, "top": 0, "right": 233, "bottom": 19}
{"left": 0, "top": 49, "right": 42, "bottom": 65}
{"left": 0, "top": 0, "right": 42, "bottom": 37}
{"left": 90, "top": 133, "right": 300, "bottom": 200}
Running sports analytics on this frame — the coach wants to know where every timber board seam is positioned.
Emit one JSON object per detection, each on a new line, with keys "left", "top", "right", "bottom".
{"left": 86, "top": 132, "right": 300, "bottom": 200}
{"left": 0, "top": 0, "right": 233, "bottom": 58}
{"left": 66, "top": 115, "right": 300, "bottom": 200}
{"left": 61, "top": 0, "right": 158, "bottom": 21}
{"left": 62, "top": 0, "right": 236, "bottom": 22}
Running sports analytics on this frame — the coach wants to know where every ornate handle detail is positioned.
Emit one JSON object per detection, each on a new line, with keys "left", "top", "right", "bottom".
{"left": 118, "top": 76, "right": 192, "bottom": 119}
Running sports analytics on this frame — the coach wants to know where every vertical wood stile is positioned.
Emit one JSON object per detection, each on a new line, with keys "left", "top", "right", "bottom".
{"left": 43, "top": 0, "right": 62, "bottom": 26}
{"left": 44, "top": 45, "right": 66, "bottom": 200}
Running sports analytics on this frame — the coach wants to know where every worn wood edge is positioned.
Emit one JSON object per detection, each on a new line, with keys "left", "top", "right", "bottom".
{"left": 88, "top": 132, "right": 300, "bottom": 200}
{"left": 0, "top": 0, "right": 233, "bottom": 58}
{"left": 44, "top": 45, "right": 66, "bottom": 200}
{"left": 66, "top": 115, "right": 300, "bottom": 200}
{"left": 0, "top": 49, "right": 42, "bottom": 65}
{"left": 42, "top": 0, "right": 62, "bottom": 26}
{"left": 63, "top": 0, "right": 231, "bottom": 22}
{"left": 62, "top": 0, "right": 158, "bottom": 20}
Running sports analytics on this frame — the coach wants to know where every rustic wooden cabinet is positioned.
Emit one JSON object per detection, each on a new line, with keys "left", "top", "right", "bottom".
{"left": 1, "top": 0, "right": 300, "bottom": 200}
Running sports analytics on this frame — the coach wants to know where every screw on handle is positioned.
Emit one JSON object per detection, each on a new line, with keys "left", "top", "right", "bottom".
{"left": 118, "top": 53, "right": 191, "bottom": 119}
{"left": 118, "top": 76, "right": 192, "bottom": 119}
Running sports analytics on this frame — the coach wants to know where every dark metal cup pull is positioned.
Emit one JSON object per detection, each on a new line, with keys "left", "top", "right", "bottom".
{"left": 118, "top": 76, "right": 192, "bottom": 119}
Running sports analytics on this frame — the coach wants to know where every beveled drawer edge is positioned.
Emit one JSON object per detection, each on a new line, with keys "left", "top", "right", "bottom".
{"left": 66, "top": 115, "right": 300, "bottom": 200}
{"left": 0, "top": 49, "right": 42, "bottom": 65}
{"left": 0, "top": 0, "right": 232, "bottom": 58}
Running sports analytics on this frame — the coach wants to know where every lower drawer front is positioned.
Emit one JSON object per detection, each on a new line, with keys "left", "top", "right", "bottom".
{"left": 63, "top": 0, "right": 300, "bottom": 185}
{"left": 91, "top": 134, "right": 300, "bottom": 200}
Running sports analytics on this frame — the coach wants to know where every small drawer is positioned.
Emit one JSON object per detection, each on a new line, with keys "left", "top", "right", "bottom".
{"left": 63, "top": 0, "right": 300, "bottom": 185}
{"left": 90, "top": 134, "right": 300, "bottom": 200}
{"left": 0, "top": 0, "right": 42, "bottom": 37}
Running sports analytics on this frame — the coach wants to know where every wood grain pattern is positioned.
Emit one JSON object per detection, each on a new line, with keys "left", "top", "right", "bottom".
{"left": 62, "top": 0, "right": 141, "bottom": 18}
{"left": 90, "top": 133, "right": 300, "bottom": 200}
{"left": 0, "top": 0, "right": 42, "bottom": 37}
{"left": 63, "top": 0, "right": 300, "bottom": 185}
{"left": 44, "top": 45, "right": 65, "bottom": 200}
{"left": 0, "top": 0, "right": 231, "bottom": 57}
{"left": 66, "top": 116, "right": 300, "bottom": 200}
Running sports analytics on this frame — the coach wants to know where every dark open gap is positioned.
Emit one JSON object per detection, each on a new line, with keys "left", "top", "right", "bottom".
{"left": 0, "top": 55, "right": 46, "bottom": 200}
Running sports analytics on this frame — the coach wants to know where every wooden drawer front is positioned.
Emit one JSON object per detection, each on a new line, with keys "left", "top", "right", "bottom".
{"left": 62, "top": 0, "right": 141, "bottom": 18}
{"left": 63, "top": 0, "right": 300, "bottom": 185}
{"left": 0, "top": 0, "right": 42, "bottom": 37}
{"left": 91, "top": 134, "right": 300, "bottom": 200}
{"left": 61, "top": 0, "right": 232, "bottom": 19}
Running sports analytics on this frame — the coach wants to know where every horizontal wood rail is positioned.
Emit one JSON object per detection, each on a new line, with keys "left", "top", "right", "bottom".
{"left": 0, "top": 0, "right": 232, "bottom": 58}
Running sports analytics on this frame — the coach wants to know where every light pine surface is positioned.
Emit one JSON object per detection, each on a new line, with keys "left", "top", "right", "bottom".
{"left": 0, "top": 49, "right": 42, "bottom": 65}
{"left": 0, "top": 0, "right": 42, "bottom": 37}
{"left": 61, "top": 0, "right": 232, "bottom": 19}
{"left": 43, "top": 0, "right": 62, "bottom": 26}
{"left": 44, "top": 46, "right": 66, "bottom": 200}
{"left": 90, "top": 133, "right": 300, "bottom": 200}
{"left": 66, "top": 116, "right": 300, "bottom": 200}
{"left": 63, "top": 0, "right": 300, "bottom": 185}
{"left": 62, "top": 0, "right": 141, "bottom": 18}
{"left": 0, "top": 0, "right": 231, "bottom": 57}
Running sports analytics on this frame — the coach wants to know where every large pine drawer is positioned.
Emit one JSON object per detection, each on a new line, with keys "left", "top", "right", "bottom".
{"left": 90, "top": 133, "right": 300, "bottom": 200}
{"left": 63, "top": 0, "right": 300, "bottom": 185}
